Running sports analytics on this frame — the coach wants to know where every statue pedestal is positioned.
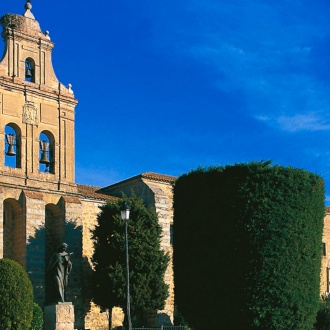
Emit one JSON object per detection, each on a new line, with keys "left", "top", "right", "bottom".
{"left": 44, "top": 303, "right": 75, "bottom": 330}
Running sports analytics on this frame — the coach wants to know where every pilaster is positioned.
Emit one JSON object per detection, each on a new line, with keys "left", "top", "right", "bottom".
{"left": 23, "top": 190, "right": 46, "bottom": 304}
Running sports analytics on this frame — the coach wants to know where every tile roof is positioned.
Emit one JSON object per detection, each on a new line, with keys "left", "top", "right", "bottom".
{"left": 76, "top": 184, "right": 116, "bottom": 201}
{"left": 99, "top": 172, "right": 177, "bottom": 192}
{"left": 140, "top": 172, "right": 177, "bottom": 183}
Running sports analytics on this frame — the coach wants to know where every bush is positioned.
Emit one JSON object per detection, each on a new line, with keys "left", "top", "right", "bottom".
{"left": 314, "top": 296, "right": 330, "bottom": 330}
{"left": 174, "top": 162, "right": 325, "bottom": 330}
{"left": 0, "top": 258, "right": 33, "bottom": 329}
{"left": 30, "top": 302, "right": 43, "bottom": 330}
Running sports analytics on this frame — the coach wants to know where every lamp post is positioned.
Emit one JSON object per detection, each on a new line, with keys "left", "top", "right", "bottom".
{"left": 121, "top": 202, "right": 132, "bottom": 330}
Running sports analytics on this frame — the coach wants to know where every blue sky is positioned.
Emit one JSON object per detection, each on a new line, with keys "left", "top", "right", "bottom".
{"left": 2, "top": 1, "right": 330, "bottom": 202}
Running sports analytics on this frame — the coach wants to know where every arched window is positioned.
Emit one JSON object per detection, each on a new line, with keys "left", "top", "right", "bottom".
{"left": 39, "top": 131, "right": 55, "bottom": 173}
{"left": 25, "top": 58, "right": 35, "bottom": 83}
{"left": 4, "top": 124, "right": 21, "bottom": 168}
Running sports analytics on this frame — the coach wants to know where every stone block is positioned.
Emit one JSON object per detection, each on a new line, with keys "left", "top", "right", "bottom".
{"left": 44, "top": 303, "right": 75, "bottom": 330}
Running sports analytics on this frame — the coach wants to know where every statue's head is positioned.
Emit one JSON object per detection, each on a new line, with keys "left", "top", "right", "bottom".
{"left": 57, "top": 243, "right": 68, "bottom": 252}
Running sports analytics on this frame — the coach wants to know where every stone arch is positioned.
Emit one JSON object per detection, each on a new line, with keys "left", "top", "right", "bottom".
{"left": 3, "top": 198, "right": 25, "bottom": 266}
{"left": 45, "top": 203, "right": 64, "bottom": 262}
{"left": 39, "top": 130, "right": 55, "bottom": 174}
{"left": 4, "top": 123, "right": 21, "bottom": 168}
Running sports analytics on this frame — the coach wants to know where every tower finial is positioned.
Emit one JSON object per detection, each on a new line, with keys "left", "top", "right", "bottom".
{"left": 24, "top": 0, "right": 35, "bottom": 20}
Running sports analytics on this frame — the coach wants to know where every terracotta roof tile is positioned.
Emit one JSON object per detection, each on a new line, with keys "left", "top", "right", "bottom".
{"left": 140, "top": 172, "right": 177, "bottom": 183}
{"left": 99, "top": 172, "right": 177, "bottom": 192}
{"left": 77, "top": 184, "right": 116, "bottom": 201}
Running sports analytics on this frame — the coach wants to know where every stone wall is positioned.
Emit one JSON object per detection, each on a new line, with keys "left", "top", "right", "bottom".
{"left": 80, "top": 199, "right": 110, "bottom": 330}
{"left": 0, "top": 171, "right": 176, "bottom": 329}
{"left": 0, "top": 182, "right": 111, "bottom": 329}
{"left": 321, "top": 208, "right": 330, "bottom": 295}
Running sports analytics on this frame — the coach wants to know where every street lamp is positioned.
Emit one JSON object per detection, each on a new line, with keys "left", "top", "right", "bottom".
{"left": 121, "top": 202, "right": 132, "bottom": 330}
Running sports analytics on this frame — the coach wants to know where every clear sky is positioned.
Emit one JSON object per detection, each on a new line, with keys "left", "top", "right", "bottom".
{"left": 1, "top": 1, "right": 330, "bottom": 202}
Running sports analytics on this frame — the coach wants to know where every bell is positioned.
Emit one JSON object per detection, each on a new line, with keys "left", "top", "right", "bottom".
{"left": 6, "top": 144, "right": 16, "bottom": 156}
{"left": 25, "top": 68, "right": 33, "bottom": 78}
{"left": 39, "top": 151, "right": 50, "bottom": 164}
{"left": 5, "top": 134, "right": 16, "bottom": 156}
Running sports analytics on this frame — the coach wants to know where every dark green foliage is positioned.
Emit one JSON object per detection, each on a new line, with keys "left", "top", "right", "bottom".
{"left": 30, "top": 302, "right": 43, "bottom": 330}
{"left": 173, "top": 161, "right": 324, "bottom": 330}
{"left": 174, "top": 306, "right": 191, "bottom": 328}
{"left": 314, "top": 297, "right": 330, "bottom": 330}
{"left": 0, "top": 258, "right": 34, "bottom": 329}
{"left": 91, "top": 195, "right": 170, "bottom": 327}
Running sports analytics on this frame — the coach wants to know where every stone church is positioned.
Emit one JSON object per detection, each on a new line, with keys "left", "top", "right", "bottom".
{"left": 0, "top": 2, "right": 175, "bottom": 329}
{"left": 1, "top": 2, "right": 330, "bottom": 330}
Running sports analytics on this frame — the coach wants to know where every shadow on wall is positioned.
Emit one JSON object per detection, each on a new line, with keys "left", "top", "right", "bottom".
{"left": 26, "top": 220, "right": 93, "bottom": 329}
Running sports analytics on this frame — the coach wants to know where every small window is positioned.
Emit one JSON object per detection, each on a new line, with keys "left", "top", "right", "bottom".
{"left": 25, "top": 58, "right": 35, "bottom": 82}
{"left": 323, "top": 242, "right": 327, "bottom": 256}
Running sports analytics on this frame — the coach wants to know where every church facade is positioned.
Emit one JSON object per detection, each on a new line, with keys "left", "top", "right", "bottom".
{"left": 1, "top": 2, "right": 330, "bottom": 330}
{"left": 0, "top": 2, "right": 175, "bottom": 329}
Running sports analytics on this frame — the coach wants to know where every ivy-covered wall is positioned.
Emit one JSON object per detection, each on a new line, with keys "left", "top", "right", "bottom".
{"left": 173, "top": 161, "right": 324, "bottom": 330}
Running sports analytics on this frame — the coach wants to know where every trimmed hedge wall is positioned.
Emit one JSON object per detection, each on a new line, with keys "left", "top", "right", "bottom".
{"left": 173, "top": 162, "right": 324, "bottom": 330}
{"left": 0, "top": 258, "right": 33, "bottom": 329}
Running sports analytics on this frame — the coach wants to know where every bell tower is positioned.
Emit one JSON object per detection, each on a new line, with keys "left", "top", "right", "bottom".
{"left": 0, "top": 1, "right": 78, "bottom": 192}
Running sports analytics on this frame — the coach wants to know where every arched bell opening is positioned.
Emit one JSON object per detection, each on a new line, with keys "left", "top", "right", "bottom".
{"left": 39, "top": 131, "right": 55, "bottom": 174}
{"left": 25, "top": 57, "right": 35, "bottom": 83}
{"left": 4, "top": 124, "right": 21, "bottom": 168}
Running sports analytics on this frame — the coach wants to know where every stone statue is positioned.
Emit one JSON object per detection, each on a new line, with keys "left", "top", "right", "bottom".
{"left": 47, "top": 243, "right": 72, "bottom": 303}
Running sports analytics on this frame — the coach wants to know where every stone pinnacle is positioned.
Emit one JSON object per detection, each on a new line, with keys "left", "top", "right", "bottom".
{"left": 24, "top": 0, "right": 35, "bottom": 20}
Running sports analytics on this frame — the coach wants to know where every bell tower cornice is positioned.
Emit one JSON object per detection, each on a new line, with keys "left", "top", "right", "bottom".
{"left": 1, "top": 21, "right": 55, "bottom": 56}
{"left": 0, "top": 77, "right": 78, "bottom": 107}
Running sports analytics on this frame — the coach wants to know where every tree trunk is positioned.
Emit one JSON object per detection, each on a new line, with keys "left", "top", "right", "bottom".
{"left": 108, "top": 307, "right": 112, "bottom": 330}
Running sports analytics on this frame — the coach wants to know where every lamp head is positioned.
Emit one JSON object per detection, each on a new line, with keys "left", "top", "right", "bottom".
{"left": 120, "top": 202, "right": 130, "bottom": 221}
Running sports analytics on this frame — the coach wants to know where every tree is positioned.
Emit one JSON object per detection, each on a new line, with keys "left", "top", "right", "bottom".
{"left": 0, "top": 258, "right": 33, "bottom": 329}
{"left": 91, "top": 195, "right": 170, "bottom": 328}
{"left": 173, "top": 162, "right": 324, "bottom": 330}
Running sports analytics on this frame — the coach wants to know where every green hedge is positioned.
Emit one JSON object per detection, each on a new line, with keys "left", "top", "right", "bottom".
{"left": 30, "top": 302, "right": 43, "bottom": 330}
{"left": 173, "top": 162, "right": 324, "bottom": 330}
{"left": 0, "top": 258, "right": 33, "bottom": 329}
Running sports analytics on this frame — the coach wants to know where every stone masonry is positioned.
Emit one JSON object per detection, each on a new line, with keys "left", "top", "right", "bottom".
{"left": 321, "top": 207, "right": 330, "bottom": 296}
{"left": 2, "top": 2, "right": 330, "bottom": 330}
{"left": 99, "top": 172, "right": 176, "bottom": 326}
{"left": 0, "top": 3, "right": 176, "bottom": 328}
